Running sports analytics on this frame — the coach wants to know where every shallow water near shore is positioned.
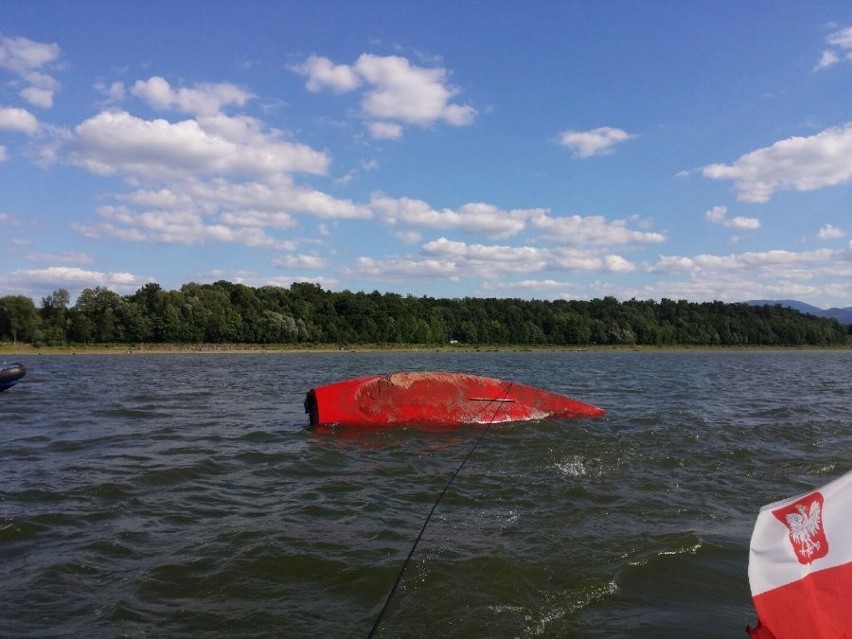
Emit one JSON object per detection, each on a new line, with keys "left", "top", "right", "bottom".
{"left": 1, "top": 350, "right": 849, "bottom": 638}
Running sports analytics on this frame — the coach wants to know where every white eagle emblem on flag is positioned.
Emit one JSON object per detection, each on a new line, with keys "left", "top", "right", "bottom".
{"left": 773, "top": 492, "right": 829, "bottom": 564}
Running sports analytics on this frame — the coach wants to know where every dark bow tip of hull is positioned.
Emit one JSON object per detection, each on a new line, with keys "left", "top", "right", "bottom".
{"left": 0, "top": 362, "right": 26, "bottom": 392}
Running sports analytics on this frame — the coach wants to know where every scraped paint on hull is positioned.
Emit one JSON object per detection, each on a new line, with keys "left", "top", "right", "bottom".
{"left": 305, "top": 371, "right": 605, "bottom": 432}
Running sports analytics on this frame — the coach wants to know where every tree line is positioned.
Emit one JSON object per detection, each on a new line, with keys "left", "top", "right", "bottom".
{"left": 0, "top": 281, "right": 848, "bottom": 348}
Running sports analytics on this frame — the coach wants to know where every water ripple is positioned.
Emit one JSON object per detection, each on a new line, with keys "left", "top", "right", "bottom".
{"left": 0, "top": 350, "right": 849, "bottom": 638}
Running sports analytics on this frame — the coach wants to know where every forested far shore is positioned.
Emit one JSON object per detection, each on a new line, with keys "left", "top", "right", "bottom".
{"left": 1, "top": 281, "right": 849, "bottom": 349}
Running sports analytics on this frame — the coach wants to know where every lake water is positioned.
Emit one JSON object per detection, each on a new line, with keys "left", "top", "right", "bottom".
{"left": 1, "top": 350, "right": 849, "bottom": 638}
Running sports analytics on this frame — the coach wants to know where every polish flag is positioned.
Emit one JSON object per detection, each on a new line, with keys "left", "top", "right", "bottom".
{"left": 747, "top": 469, "right": 852, "bottom": 638}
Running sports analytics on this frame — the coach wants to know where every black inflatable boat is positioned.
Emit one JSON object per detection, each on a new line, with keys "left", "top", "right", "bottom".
{"left": 0, "top": 362, "right": 26, "bottom": 391}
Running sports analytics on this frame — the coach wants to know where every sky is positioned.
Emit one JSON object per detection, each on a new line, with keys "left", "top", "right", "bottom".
{"left": 2, "top": 2, "right": 851, "bottom": 309}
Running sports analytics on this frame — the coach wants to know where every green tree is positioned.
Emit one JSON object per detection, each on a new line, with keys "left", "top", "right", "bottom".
{"left": 40, "top": 289, "right": 71, "bottom": 345}
{"left": 74, "top": 287, "right": 122, "bottom": 342}
{"left": 2, "top": 281, "right": 848, "bottom": 348}
{"left": 0, "top": 295, "right": 41, "bottom": 343}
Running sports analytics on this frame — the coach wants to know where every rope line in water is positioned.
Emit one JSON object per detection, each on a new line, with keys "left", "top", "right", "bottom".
{"left": 366, "top": 382, "right": 514, "bottom": 638}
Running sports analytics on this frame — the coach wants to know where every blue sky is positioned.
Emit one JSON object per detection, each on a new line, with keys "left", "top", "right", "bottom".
{"left": 2, "top": 2, "right": 851, "bottom": 308}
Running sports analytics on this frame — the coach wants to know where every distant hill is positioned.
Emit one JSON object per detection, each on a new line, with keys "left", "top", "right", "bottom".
{"left": 747, "top": 300, "right": 852, "bottom": 325}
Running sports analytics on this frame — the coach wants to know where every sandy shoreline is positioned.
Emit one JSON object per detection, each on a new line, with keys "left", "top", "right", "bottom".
{"left": 0, "top": 343, "right": 374, "bottom": 356}
{"left": 0, "top": 343, "right": 530, "bottom": 356}
{"left": 2, "top": 342, "right": 848, "bottom": 356}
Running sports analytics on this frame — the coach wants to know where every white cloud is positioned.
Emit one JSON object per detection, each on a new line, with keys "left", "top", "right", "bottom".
{"left": 817, "top": 223, "right": 845, "bottom": 240}
{"left": 0, "top": 35, "right": 59, "bottom": 73}
{"left": 828, "top": 25, "right": 852, "bottom": 48}
{"left": 273, "top": 254, "right": 327, "bottom": 269}
{"left": 131, "top": 76, "right": 254, "bottom": 116}
{"left": 705, "top": 206, "right": 727, "bottom": 224}
{"left": 370, "top": 195, "right": 665, "bottom": 247}
{"left": 218, "top": 210, "right": 296, "bottom": 229}
{"left": 814, "top": 26, "right": 852, "bottom": 70}
{"left": 641, "top": 247, "right": 852, "bottom": 304}
{"left": 65, "top": 67, "right": 385, "bottom": 261}
{"left": 344, "top": 255, "right": 461, "bottom": 281}
{"left": 26, "top": 251, "right": 93, "bottom": 265}
{"left": 354, "top": 54, "right": 476, "bottom": 125}
{"left": 11, "top": 266, "right": 147, "bottom": 294}
{"left": 101, "top": 80, "right": 126, "bottom": 101}
{"left": 0, "top": 34, "right": 61, "bottom": 107}
{"left": 76, "top": 204, "right": 293, "bottom": 249}
{"left": 422, "top": 237, "right": 546, "bottom": 270}
{"left": 701, "top": 124, "right": 852, "bottom": 202}
{"left": 419, "top": 237, "right": 636, "bottom": 278}
{"left": 202, "top": 224, "right": 282, "bottom": 248}
{"left": 704, "top": 205, "right": 760, "bottom": 230}
{"left": 291, "top": 54, "right": 362, "bottom": 92}
{"left": 371, "top": 194, "right": 535, "bottom": 239}
{"left": 117, "top": 178, "right": 369, "bottom": 229}
{"left": 529, "top": 212, "right": 665, "bottom": 246}
{"left": 121, "top": 187, "right": 188, "bottom": 209}
{"left": 603, "top": 254, "right": 635, "bottom": 272}
{"left": 71, "top": 110, "right": 329, "bottom": 179}
{"left": 550, "top": 249, "right": 630, "bottom": 272}
{"left": 557, "top": 126, "right": 632, "bottom": 158}
{"left": 255, "top": 274, "right": 339, "bottom": 290}
{"left": 393, "top": 229, "right": 422, "bottom": 244}
{"left": 0, "top": 106, "right": 38, "bottom": 133}
{"left": 367, "top": 121, "right": 403, "bottom": 140}
{"left": 497, "top": 279, "right": 568, "bottom": 291}
{"left": 178, "top": 178, "right": 370, "bottom": 220}
{"left": 649, "top": 248, "right": 842, "bottom": 276}
{"left": 73, "top": 171, "right": 370, "bottom": 251}
{"left": 292, "top": 53, "right": 477, "bottom": 138}
{"left": 20, "top": 86, "right": 55, "bottom": 108}
{"left": 814, "top": 50, "right": 840, "bottom": 71}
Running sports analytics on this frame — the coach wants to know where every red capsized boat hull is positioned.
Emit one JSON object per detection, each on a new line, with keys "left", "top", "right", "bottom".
{"left": 305, "top": 371, "right": 605, "bottom": 431}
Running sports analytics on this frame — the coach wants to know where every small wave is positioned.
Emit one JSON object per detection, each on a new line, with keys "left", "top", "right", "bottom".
{"left": 659, "top": 542, "right": 702, "bottom": 556}
{"left": 525, "top": 581, "right": 620, "bottom": 636}
{"left": 0, "top": 518, "right": 47, "bottom": 542}
{"left": 138, "top": 458, "right": 229, "bottom": 487}
{"left": 83, "top": 539, "right": 134, "bottom": 559}
{"left": 625, "top": 532, "right": 704, "bottom": 567}
{"left": 628, "top": 541, "right": 703, "bottom": 566}
{"left": 238, "top": 429, "right": 282, "bottom": 443}
{"left": 77, "top": 480, "right": 133, "bottom": 500}
{"left": 554, "top": 453, "right": 619, "bottom": 479}
{"left": 92, "top": 408, "right": 173, "bottom": 419}
{"left": 556, "top": 455, "right": 589, "bottom": 477}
